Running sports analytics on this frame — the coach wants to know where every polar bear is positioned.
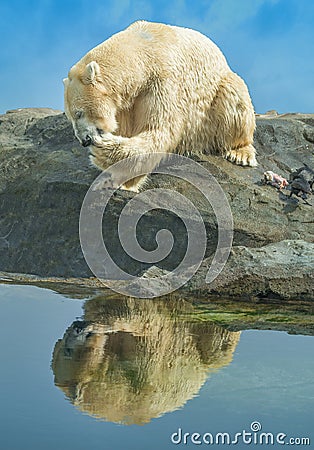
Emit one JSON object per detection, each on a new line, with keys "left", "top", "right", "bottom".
{"left": 64, "top": 20, "right": 257, "bottom": 191}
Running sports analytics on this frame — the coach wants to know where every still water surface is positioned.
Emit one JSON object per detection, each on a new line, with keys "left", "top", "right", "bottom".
{"left": 0, "top": 284, "right": 313, "bottom": 449}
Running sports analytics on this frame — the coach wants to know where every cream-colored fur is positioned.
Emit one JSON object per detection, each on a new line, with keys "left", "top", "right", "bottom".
{"left": 64, "top": 21, "right": 257, "bottom": 191}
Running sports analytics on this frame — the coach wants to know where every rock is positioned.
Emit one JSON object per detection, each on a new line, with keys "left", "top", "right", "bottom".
{"left": 0, "top": 108, "right": 313, "bottom": 299}
{"left": 185, "top": 240, "right": 313, "bottom": 299}
{"left": 304, "top": 125, "right": 314, "bottom": 144}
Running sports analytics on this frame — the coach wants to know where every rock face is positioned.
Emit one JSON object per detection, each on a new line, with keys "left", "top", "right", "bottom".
{"left": 0, "top": 108, "right": 313, "bottom": 299}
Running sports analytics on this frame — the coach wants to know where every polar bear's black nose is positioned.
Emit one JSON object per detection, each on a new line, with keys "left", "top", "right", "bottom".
{"left": 82, "top": 135, "right": 92, "bottom": 147}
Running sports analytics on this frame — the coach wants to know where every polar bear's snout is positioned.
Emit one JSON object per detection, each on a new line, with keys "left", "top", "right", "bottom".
{"left": 73, "top": 116, "right": 104, "bottom": 148}
{"left": 82, "top": 135, "right": 92, "bottom": 147}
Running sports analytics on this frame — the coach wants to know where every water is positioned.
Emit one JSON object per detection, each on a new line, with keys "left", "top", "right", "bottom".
{"left": 0, "top": 284, "right": 313, "bottom": 449}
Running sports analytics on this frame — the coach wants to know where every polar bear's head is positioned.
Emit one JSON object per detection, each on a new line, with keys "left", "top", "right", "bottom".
{"left": 63, "top": 61, "right": 118, "bottom": 147}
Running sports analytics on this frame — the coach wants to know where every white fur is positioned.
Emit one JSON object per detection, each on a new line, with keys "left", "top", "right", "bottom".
{"left": 64, "top": 21, "right": 257, "bottom": 191}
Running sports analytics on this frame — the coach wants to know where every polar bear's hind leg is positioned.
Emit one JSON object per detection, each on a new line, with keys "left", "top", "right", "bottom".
{"left": 210, "top": 72, "right": 257, "bottom": 167}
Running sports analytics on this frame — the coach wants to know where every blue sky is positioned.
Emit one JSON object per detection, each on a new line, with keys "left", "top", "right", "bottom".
{"left": 0, "top": 0, "right": 313, "bottom": 114}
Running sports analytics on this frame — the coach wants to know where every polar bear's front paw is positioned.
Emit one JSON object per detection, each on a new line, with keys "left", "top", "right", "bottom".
{"left": 93, "top": 133, "right": 124, "bottom": 150}
{"left": 90, "top": 134, "right": 127, "bottom": 168}
{"left": 226, "top": 144, "right": 257, "bottom": 167}
{"left": 89, "top": 148, "right": 114, "bottom": 171}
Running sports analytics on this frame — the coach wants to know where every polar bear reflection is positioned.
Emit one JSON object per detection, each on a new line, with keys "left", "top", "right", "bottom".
{"left": 52, "top": 296, "right": 239, "bottom": 424}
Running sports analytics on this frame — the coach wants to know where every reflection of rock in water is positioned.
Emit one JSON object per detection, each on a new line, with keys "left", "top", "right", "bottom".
{"left": 52, "top": 296, "right": 240, "bottom": 424}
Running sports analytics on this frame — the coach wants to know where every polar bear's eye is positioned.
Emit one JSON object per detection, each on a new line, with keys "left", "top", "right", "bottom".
{"left": 75, "top": 110, "right": 83, "bottom": 119}
{"left": 96, "top": 128, "right": 104, "bottom": 136}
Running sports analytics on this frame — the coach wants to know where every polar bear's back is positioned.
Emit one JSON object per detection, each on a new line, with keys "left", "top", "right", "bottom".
{"left": 79, "top": 20, "right": 230, "bottom": 92}
{"left": 127, "top": 20, "right": 229, "bottom": 74}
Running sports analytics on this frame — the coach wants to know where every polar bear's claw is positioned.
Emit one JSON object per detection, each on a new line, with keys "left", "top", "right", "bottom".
{"left": 226, "top": 145, "right": 257, "bottom": 167}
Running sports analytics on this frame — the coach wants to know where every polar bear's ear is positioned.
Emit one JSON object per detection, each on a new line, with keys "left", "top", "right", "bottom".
{"left": 82, "top": 61, "right": 102, "bottom": 85}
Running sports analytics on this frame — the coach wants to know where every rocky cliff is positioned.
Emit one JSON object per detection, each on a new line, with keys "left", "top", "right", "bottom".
{"left": 0, "top": 108, "right": 313, "bottom": 299}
